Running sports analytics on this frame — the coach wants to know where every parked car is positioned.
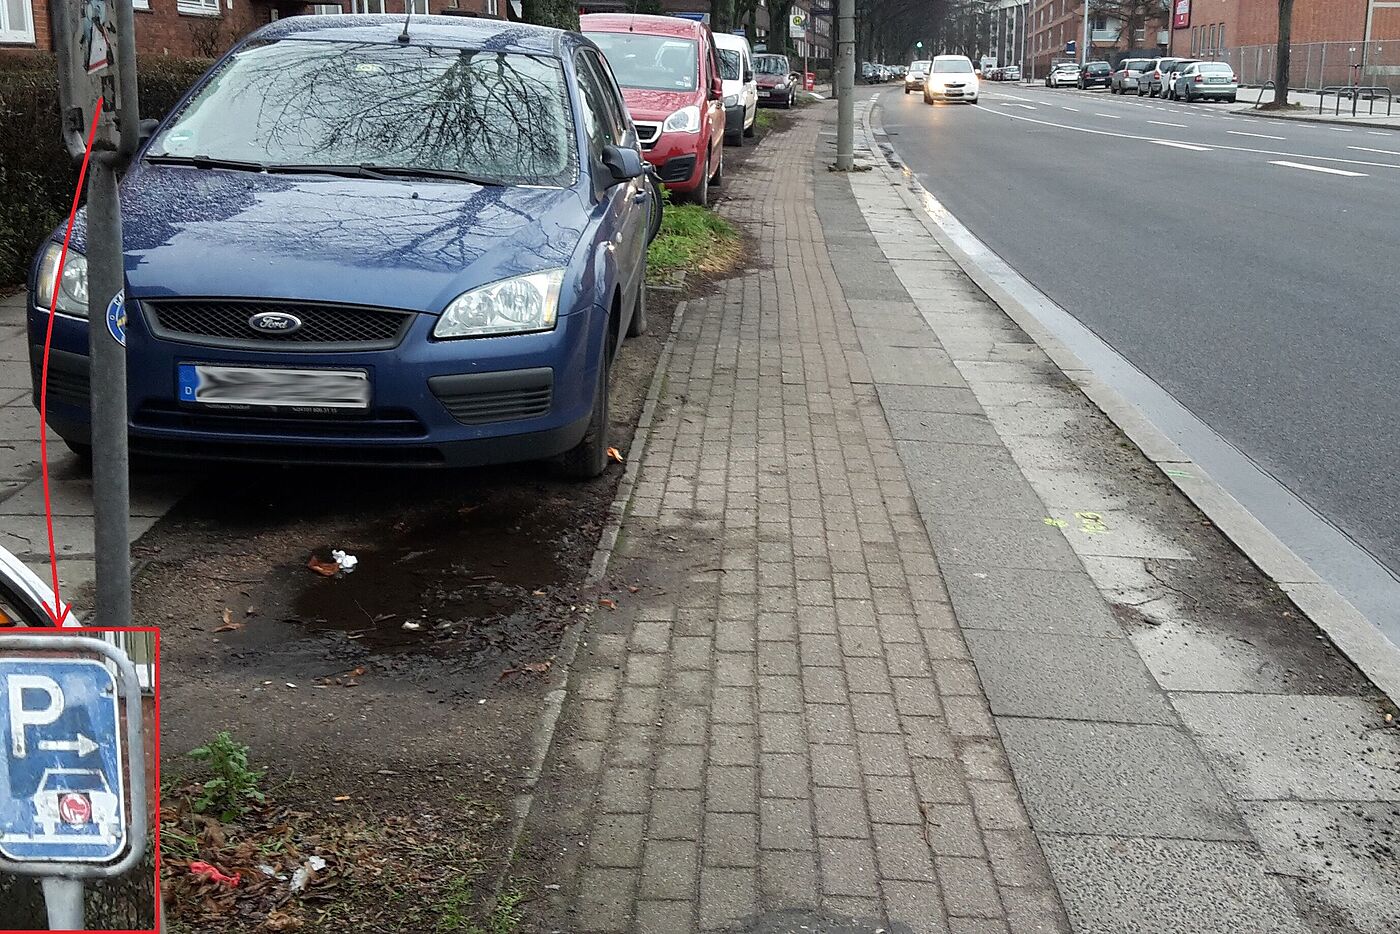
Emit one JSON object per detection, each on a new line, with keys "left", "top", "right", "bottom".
{"left": 30, "top": 15, "right": 653, "bottom": 479}
{"left": 1078, "top": 61, "right": 1111, "bottom": 89}
{"left": 923, "top": 54, "right": 979, "bottom": 104}
{"left": 1002, "top": 65, "right": 1022, "bottom": 81}
{"left": 1046, "top": 62, "right": 1079, "bottom": 87}
{"left": 714, "top": 31, "right": 757, "bottom": 145}
{"left": 1, "top": 543, "right": 79, "bottom": 627}
{"left": 1110, "top": 58, "right": 1150, "bottom": 94}
{"left": 904, "top": 59, "right": 931, "bottom": 93}
{"left": 1139, "top": 57, "right": 1188, "bottom": 97}
{"left": 1160, "top": 58, "right": 1203, "bottom": 99}
{"left": 1171, "top": 60, "right": 1239, "bottom": 102}
{"left": 754, "top": 53, "right": 797, "bottom": 108}
{"left": 583, "top": 13, "right": 726, "bottom": 206}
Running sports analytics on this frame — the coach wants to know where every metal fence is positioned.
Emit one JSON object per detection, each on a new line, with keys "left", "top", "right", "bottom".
{"left": 1215, "top": 41, "right": 1400, "bottom": 92}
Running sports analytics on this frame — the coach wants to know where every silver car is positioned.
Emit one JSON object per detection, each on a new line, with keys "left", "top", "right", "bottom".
{"left": 1138, "top": 57, "right": 1187, "bottom": 97}
{"left": 1171, "top": 61, "right": 1239, "bottom": 102}
{"left": 1111, "top": 58, "right": 1151, "bottom": 94}
{"left": 904, "top": 60, "right": 931, "bottom": 93}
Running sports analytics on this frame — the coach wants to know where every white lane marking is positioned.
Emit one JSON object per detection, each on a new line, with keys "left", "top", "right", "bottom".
{"left": 1367, "top": 131, "right": 1393, "bottom": 136}
{"left": 999, "top": 93, "right": 1035, "bottom": 102}
{"left": 1332, "top": 127, "right": 1356, "bottom": 132}
{"left": 1149, "top": 120, "right": 1188, "bottom": 128}
{"left": 1014, "top": 103, "right": 1037, "bottom": 110}
{"left": 1155, "top": 140, "right": 1212, "bottom": 151}
{"left": 1227, "top": 129, "right": 1286, "bottom": 140}
{"left": 1094, "top": 113, "right": 1122, "bottom": 119}
{"left": 1062, "top": 106, "right": 1080, "bottom": 112}
{"left": 971, "top": 103, "right": 1400, "bottom": 170}
{"left": 1349, "top": 144, "right": 1400, "bottom": 156}
{"left": 1269, "top": 160, "right": 1367, "bottom": 177}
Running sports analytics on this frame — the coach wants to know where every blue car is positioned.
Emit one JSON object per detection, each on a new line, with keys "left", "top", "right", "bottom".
{"left": 28, "top": 15, "right": 651, "bottom": 478}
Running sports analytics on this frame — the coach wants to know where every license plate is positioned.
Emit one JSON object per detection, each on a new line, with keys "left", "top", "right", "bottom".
{"left": 177, "top": 364, "right": 370, "bottom": 409}
{"left": 1209, "top": 77, "right": 1227, "bottom": 83}
{"left": 759, "top": 91, "right": 772, "bottom": 97}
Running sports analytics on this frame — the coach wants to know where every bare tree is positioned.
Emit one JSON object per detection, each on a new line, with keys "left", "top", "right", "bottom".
{"left": 1270, "top": 0, "right": 1294, "bottom": 107}
{"left": 1087, "top": 1, "right": 1169, "bottom": 54}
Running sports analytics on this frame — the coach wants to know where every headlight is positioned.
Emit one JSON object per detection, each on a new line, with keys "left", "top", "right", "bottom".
{"left": 723, "top": 94, "right": 738, "bottom": 108}
{"left": 662, "top": 105, "right": 701, "bottom": 134}
{"left": 433, "top": 270, "right": 564, "bottom": 339}
{"left": 774, "top": 81, "right": 787, "bottom": 90}
{"left": 34, "top": 243, "right": 89, "bottom": 318}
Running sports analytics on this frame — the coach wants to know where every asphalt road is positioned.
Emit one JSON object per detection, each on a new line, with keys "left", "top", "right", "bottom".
{"left": 876, "top": 83, "right": 1400, "bottom": 623}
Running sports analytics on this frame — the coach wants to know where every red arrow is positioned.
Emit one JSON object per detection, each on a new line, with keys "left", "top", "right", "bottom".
{"left": 39, "top": 98, "right": 104, "bottom": 626}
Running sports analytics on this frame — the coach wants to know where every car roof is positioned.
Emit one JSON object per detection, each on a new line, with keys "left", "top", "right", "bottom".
{"left": 713, "top": 32, "right": 750, "bottom": 52}
{"left": 580, "top": 13, "right": 707, "bottom": 39}
{"left": 248, "top": 14, "right": 566, "bottom": 55}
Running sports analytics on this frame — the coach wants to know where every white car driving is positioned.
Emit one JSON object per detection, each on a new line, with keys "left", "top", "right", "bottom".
{"left": 923, "top": 55, "right": 979, "bottom": 104}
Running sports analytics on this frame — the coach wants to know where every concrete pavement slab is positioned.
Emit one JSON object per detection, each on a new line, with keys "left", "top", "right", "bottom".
{"left": 926, "top": 517, "right": 1082, "bottom": 573}
{"left": 1241, "top": 800, "right": 1400, "bottom": 934}
{"left": 1040, "top": 835, "right": 1309, "bottom": 934}
{"left": 884, "top": 411, "right": 1002, "bottom": 446}
{"left": 998, "top": 719, "right": 1248, "bottom": 840}
{"left": 1171, "top": 694, "right": 1400, "bottom": 801}
{"left": 942, "top": 567, "right": 1122, "bottom": 637}
{"left": 965, "top": 631, "right": 1175, "bottom": 725}
{"left": 863, "top": 347, "right": 967, "bottom": 387}
{"left": 898, "top": 441, "right": 1050, "bottom": 519}
{"left": 873, "top": 386, "right": 984, "bottom": 415}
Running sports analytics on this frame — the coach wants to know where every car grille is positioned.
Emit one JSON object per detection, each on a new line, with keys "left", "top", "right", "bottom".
{"left": 134, "top": 401, "right": 427, "bottom": 439}
{"left": 143, "top": 299, "right": 414, "bottom": 351}
{"left": 634, "top": 122, "right": 661, "bottom": 150}
{"left": 429, "top": 368, "right": 552, "bottom": 425}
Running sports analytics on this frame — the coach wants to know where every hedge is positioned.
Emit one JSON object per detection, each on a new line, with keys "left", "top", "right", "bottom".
{"left": 0, "top": 53, "right": 212, "bottom": 287}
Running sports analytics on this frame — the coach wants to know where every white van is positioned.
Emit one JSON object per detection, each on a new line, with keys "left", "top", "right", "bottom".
{"left": 714, "top": 32, "right": 758, "bottom": 145}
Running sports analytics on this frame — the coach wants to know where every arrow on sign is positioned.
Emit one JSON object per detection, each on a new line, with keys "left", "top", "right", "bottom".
{"left": 38, "top": 734, "right": 99, "bottom": 757}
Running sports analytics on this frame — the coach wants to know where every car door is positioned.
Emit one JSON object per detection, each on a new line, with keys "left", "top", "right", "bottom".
{"left": 575, "top": 50, "right": 646, "bottom": 346}
{"left": 742, "top": 44, "right": 757, "bottom": 125}
{"left": 704, "top": 33, "right": 725, "bottom": 164}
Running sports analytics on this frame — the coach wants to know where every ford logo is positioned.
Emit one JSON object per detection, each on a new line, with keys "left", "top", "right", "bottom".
{"left": 248, "top": 311, "right": 303, "bottom": 334}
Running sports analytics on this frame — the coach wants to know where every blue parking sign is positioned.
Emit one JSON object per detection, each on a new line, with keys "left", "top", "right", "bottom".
{"left": 0, "top": 658, "right": 126, "bottom": 863}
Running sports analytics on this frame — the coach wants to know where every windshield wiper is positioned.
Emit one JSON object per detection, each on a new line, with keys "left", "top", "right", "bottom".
{"left": 263, "top": 163, "right": 393, "bottom": 180}
{"left": 144, "top": 154, "right": 268, "bottom": 172}
{"left": 357, "top": 164, "right": 502, "bottom": 185}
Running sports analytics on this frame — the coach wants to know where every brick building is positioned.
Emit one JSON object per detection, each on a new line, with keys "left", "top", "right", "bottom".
{"left": 1, "top": 0, "right": 505, "bottom": 60}
{"left": 1028, "top": 1, "right": 1169, "bottom": 76}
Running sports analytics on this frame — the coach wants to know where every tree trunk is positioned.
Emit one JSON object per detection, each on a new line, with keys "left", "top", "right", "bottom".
{"left": 711, "top": 0, "right": 734, "bottom": 35}
{"left": 1273, "top": 0, "right": 1293, "bottom": 106}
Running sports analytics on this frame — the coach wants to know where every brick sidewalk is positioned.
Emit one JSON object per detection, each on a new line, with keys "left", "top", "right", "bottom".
{"left": 517, "top": 107, "right": 1067, "bottom": 934}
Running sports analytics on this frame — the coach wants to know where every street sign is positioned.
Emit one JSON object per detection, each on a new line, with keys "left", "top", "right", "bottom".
{"left": 0, "top": 657, "right": 126, "bottom": 863}
{"left": 52, "top": 0, "right": 129, "bottom": 157}
{"left": 789, "top": 12, "right": 807, "bottom": 40}
{"left": 1066, "top": 40, "right": 1076, "bottom": 55}
{"left": 1172, "top": 0, "right": 1191, "bottom": 30}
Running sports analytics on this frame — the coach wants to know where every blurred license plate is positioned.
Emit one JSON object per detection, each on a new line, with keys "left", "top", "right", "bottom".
{"left": 1209, "top": 77, "right": 1227, "bottom": 83}
{"left": 177, "top": 364, "right": 369, "bottom": 409}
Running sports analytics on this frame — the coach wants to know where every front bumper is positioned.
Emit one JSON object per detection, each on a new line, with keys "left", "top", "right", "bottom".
{"left": 926, "top": 86, "right": 977, "bottom": 101}
{"left": 643, "top": 131, "right": 707, "bottom": 192}
{"left": 757, "top": 84, "right": 791, "bottom": 105}
{"left": 27, "top": 297, "right": 603, "bottom": 468}
{"left": 905, "top": 77, "right": 926, "bottom": 89}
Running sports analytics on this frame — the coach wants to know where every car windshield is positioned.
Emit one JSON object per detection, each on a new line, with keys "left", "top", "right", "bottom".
{"left": 755, "top": 54, "right": 789, "bottom": 75}
{"left": 718, "top": 49, "right": 742, "bottom": 80}
{"left": 148, "top": 40, "right": 575, "bottom": 186}
{"left": 909, "top": 61, "right": 930, "bottom": 73}
{"left": 933, "top": 59, "right": 973, "bottom": 74}
{"left": 1088, "top": 63, "right": 1110, "bottom": 74}
{"left": 1199, "top": 62, "right": 1233, "bottom": 74}
{"left": 587, "top": 32, "right": 698, "bottom": 91}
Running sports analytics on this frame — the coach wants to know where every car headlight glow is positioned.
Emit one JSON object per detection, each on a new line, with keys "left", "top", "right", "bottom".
{"left": 34, "top": 243, "right": 89, "bottom": 318}
{"left": 662, "top": 105, "right": 702, "bottom": 134}
{"left": 433, "top": 270, "right": 564, "bottom": 339}
{"left": 724, "top": 93, "right": 738, "bottom": 108}
{"left": 774, "top": 80, "right": 787, "bottom": 90}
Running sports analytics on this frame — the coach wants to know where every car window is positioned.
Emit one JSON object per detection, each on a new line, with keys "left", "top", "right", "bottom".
{"left": 585, "top": 32, "right": 698, "bottom": 92}
{"left": 754, "top": 54, "right": 789, "bottom": 75}
{"left": 1199, "top": 62, "right": 1233, "bottom": 73}
{"left": 150, "top": 39, "right": 576, "bottom": 186}
{"left": 932, "top": 58, "right": 973, "bottom": 74}
{"left": 1088, "top": 63, "right": 1110, "bottom": 74}
{"left": 580, "top": 50, "right": 628, "bottom": 142}
{"left": 718, "top": 48, "right": 742, "bottom": 81}
{"left": 574, "top": 52, "right": 615, "bottom": 161}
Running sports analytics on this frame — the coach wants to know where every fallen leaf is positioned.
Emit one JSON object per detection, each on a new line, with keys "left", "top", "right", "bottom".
{"left": 599, "top": 598, "right": 617, "bottom": 610}
{"left": 332, "top": 795, "right": 351, "bottom": 802}
{"left": 606, "top": 446, "right": 624, "bottom": 464}
{"left": 307, "top": 556, "right": 339, "bottom": 577}
{"left": 627, "top": 585, "right": 640, "bottom": 594}
{"left": 215, "top": 607, "right": 243, "bottom": 633}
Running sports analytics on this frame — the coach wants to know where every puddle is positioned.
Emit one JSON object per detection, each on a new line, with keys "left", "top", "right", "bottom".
{"left": 278, "top": 493, "right": 585, "bottom": 661}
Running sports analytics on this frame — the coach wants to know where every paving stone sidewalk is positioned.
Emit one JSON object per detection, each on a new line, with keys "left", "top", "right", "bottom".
{"left": 517, "top": 109, "right": 1067, "bottom": 934}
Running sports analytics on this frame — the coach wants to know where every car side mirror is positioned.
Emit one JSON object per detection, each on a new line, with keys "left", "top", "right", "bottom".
{"left": 711, "top": 76, "right": 724, "bottom": 100}
{"left": 138, "top": 118, "right": 160, "bottom": 145}
{"left": 601, "top": 144, "right": 644, "bottom": 184}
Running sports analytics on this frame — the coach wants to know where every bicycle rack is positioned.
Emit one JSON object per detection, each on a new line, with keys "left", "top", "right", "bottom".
{"left": 1320, "top": 85, "right": 1395, "bottom": 117}
{"left": 1253, "top": 80, "right": 1275, "bottom": 109}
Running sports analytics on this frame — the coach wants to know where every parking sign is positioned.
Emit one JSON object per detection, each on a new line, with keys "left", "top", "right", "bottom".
{"left": 0, "top": 658, "right": 126, "bottom": 863}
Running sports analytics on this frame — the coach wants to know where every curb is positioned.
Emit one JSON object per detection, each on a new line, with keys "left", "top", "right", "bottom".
{"left": 1230, "top": 102, "right": 1400, "bottom": 130}
{"left": 861, "top": 99, "right": 1400, "bottom": 705}
{"left": 494, "top": 293, "right": 687, "bottom": 903}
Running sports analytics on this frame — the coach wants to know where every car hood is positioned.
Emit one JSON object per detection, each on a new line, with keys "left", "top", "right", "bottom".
{"left": 66, "top": 165, "right": 589, "bottom": 314}
{"left": 755, "top": 73, "right": 788, "bottom": 87}
{"left": 621, "top": 87, "right": 701, "bottom": 122}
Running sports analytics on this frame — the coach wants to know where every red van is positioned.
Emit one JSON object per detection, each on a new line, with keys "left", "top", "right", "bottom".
{"left": 581, "top": 13, "right": 726, "bottom": 206}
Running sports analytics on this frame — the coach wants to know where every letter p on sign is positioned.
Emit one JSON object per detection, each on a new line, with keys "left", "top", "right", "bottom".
{"left": 8, "top": 675, "right": 64, "bottom": 758}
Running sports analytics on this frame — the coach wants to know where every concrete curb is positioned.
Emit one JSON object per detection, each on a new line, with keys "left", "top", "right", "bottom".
{"left": 496, "top": 293, "right": 687, "bottom": 902}
{"left": 1231, "top": 106, "right": 1400, "bottom": 130}
{"left": 862, "top": 100, "right": 1400, "bottom": 705}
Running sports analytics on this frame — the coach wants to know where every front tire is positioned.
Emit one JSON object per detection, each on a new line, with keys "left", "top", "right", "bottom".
{"left": 558, "top": 337, "right": 612, "bottom": 480}
{"left": 710, "top": 146, "right": 723, "bottom": 188}
{"left": 627, "top": 274, "right": 648, "bottom": 338}
{"left": 692, "top": 155, "right": 710, "bottom": 207}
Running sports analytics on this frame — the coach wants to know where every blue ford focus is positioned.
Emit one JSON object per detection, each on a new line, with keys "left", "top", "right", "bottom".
{"left": 28, "top": 15, "right": 651, "bottom": 478}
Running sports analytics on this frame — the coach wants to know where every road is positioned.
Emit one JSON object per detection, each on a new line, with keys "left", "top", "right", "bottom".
{"left": 876, "top": 83, "right": 1400, "bottom": 640}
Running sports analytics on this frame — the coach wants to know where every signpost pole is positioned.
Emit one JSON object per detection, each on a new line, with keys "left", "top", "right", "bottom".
{"left": 41, "top": 877, "right": 86, "bottom": 929}
{"left": 835, "top": 0, "right": 855, "bottom": 170}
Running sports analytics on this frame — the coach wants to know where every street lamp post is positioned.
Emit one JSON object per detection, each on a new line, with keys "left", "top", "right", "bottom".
{"left": 1082, "top": 0, "right": 1091, "bottom": 66}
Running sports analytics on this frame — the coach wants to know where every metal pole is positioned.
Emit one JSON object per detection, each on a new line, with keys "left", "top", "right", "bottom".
{"left": 42, "top": 876, "right": 85, "bottom": 929}
{"left": 1082, "top": 0, "right": 1090, "bottom": 65}
{"left": 835, "top": 0, "right": 854, "bottom": 170}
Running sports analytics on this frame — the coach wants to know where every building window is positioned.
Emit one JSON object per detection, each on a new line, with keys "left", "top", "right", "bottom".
{"left": 132, "top": 0, "right": 150, "bottom": 11}
{"left": 1218, "top": 24, "right": 1225, "bottom": 51}
{"left": 485, "top": 0, "right": 498, "bottom": 14}
{"left": 311, "top": 3, "right": 342, "bottom": 12}
{"left": 1133, "top": 26, "right": 1145, "bottom": 42}
{"left": 1, "top": 0, "right": 35, "bottom": 42}
{"left": 408, "top": 0, "right": 430, "bottom": 12}
{"left": 177, "top": 0, "right": 221, "bottom": 16}
{"left": 1208, "top": 24, "right": 1217, "bottom": 51}
{"left": 352, "top": 0, "right": 385, "bottom": 9}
